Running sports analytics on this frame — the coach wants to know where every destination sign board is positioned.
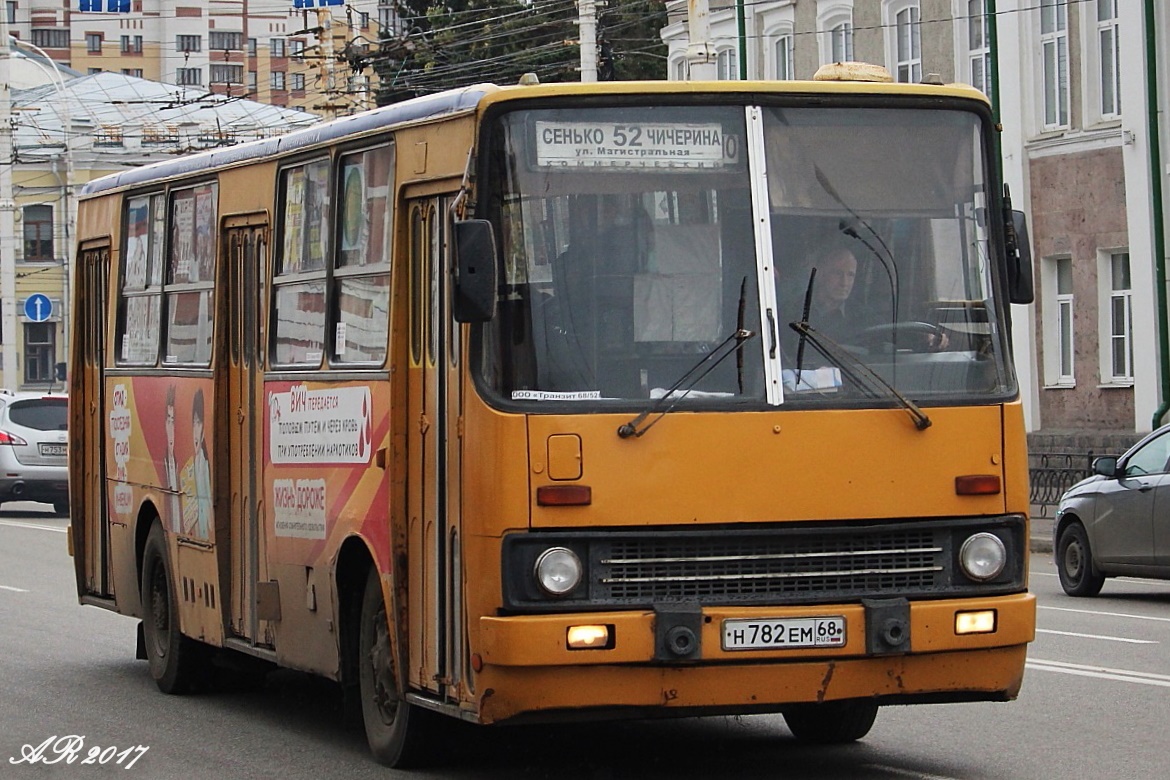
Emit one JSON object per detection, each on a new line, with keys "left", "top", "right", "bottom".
{"left": 534, "top": 121, "right": 739, "bottom": 170}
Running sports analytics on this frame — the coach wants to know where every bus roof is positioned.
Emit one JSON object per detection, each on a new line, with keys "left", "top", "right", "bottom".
{"left": 79, "top": 82, "right": 500, "bottom": 197}
{"left": 79, "top": 77, "right": 990, "bottom": 198}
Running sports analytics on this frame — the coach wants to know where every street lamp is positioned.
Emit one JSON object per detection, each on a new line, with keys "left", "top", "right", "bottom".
{"left": 15, "top": 37, "right": 75, "bottom": 371}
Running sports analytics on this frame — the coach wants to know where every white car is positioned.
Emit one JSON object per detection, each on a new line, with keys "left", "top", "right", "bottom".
{"left": 0, "top": 391, "right": 69, "bottom": 515}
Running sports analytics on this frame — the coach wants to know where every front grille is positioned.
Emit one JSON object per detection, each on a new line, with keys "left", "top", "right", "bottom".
{"left": 502, "top": 517, "right": 1026, "bottom": 611}
{"left": 601, "top": 530, "right": 942, "bottom": 601}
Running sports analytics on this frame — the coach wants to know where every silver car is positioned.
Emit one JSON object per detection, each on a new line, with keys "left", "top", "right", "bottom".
{"left": 1054, "top": 424, "right": 1170, "bottom": 596}
{"left": 0, "top": 391, "right": 69, "bottom": 515}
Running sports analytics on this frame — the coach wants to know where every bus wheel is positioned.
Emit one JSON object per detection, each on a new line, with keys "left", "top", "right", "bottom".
{"left": 140, "top": 522, "right": 203, "bottom": 694}
{"left": 359, "top": 567, "right": 435, "bottom": 767}
{"left": 783, "top": 700, "right": 878, "bottom": 743}
{"left": 1056, "top": 521, "right": 1105, "bottom": 597}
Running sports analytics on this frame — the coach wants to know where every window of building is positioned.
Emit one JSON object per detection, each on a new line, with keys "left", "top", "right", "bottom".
{"left": 271, "top": 71, "right": 286, "bottom": 90}
{"left": 5, "top": 2, "right": 15, "bottom": 25}
{"left": 248, "top": 37, "right": 258, "bottom": 57}
{"left": 672, "top": 58, "right": 688, "bottom": 81}
{"left": 1045, "top": 256, "right": 1075, "bottom": 385}
{"left": 1101, "top": 251, "right": 1133, "bottom": 383}
{"left": 360, "top": 12, "right": 370, "bottom": 29}
{"left": 291, "top": 72, "right": 305, "bottom": 91}
{"left": 23, "top": 205, "right": 54, "bottom": 261}
{"left": 378, "top": 5, "right": 399, "bottom": 36}
{"left": 210, "top": 64, "right": 244, "bottom": 84}
{"left": 290, "top": 40, "right": 305, "bottom": 60}
{"left": 716, "top": 48, "right": 738, "bottom": 80}
{"left": 86, "top": 33, "right": 103, "bottom": 53}
{"left": 209, "top": 31, "right": 243, "bottom": 51}
{"left": 248, "top": 71, "right": 258, "bottom": 93}
{"left": 1096, "top": 0, "right": 1121, "bottom": 118}
{"left": 773, "top": 32, "right": 794, "bottom": 80}
{"left": 120, "top": 35, "right": 143, "bottom": 54}
{"left": 177, "top": 34, "right": 201, "bottom": 53}
{"left": 122, "top": 68, "right": 143, "bottom": 78}
{"left": 891, "top": 3, "right": 921, "bottom": 83}
{"left": 31, "top": 29, "right": 71, "bottom": 49}
{"left": 1040, "top": 0, "right": 1069, "bottom": 129}
{"left": 24, "top": 323, "right": 56, "bottom": 384}
{"left": 271, "top": 38, "right": 286, "bottom": 58}
{"left": 817, "top": 2, "right": 856, "bottom": 67}
{"left": 830, "top": 22, "right": 853, "bottom": 63}
{"left": 176, "top": 68, "right": 202, "bottom": 86}
{"left": 966, "top": 0, "right": 992, "bottom": 98}
{"left": 88, "top": 68, "right": 103, "bottom": 75}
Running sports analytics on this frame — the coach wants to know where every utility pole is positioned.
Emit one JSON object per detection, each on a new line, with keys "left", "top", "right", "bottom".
{"left": 0, "top": 17, "right": 18, "bottom": 389}
{"left": 686, "top": 0, "right": 717, "bottom": 80}
{"left": 578, "top": 0, "right": 597, "bottom": 82}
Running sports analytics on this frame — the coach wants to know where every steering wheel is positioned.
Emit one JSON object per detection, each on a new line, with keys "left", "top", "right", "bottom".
{"left": 853, "top": 321, "right": 947, "bottom": 351}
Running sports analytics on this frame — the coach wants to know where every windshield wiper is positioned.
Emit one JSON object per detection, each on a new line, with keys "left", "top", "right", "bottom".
{"left": 788, "top": 321, "right": 932, "bottom": 431}
{"left": 617, "top": 328, "right": 756, "bottom": 439}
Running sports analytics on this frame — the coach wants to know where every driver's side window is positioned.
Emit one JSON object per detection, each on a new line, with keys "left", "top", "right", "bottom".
{"left": 1123, "top": 433, "right": 1170, "bottom": 477}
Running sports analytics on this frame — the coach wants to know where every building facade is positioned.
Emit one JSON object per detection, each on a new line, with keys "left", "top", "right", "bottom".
{"left": 3, "top": 65, "right": 318, "bottom": 391}
{"left": 662, "top": 0, "right": 1170, "bottom": 480}
{"left": 7, "top": 0, "right": 388, "bottom": 115}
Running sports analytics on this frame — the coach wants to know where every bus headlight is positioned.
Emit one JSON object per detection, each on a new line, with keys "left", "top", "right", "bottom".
{"left": 959, "top": 533, "right": 1006, "bottom": 581}
{"left": 534, "top": 547, "right": 582, "bottom": 596}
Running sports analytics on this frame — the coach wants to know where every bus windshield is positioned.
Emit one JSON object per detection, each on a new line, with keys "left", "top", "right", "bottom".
{"left": 478, "top": 102, "right": 1015, "bottom": 409}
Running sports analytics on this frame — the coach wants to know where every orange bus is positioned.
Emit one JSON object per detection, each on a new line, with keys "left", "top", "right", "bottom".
{"left": 69, "top": 69, "right": 1036, "bottom": 766}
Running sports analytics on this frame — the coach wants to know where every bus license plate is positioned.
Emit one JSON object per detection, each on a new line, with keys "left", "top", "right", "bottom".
{"left": 722, "top": 617, "right": 846, "bottom": 651}
{"left": 39, "top": 443, "right": 67, "bottom": 457}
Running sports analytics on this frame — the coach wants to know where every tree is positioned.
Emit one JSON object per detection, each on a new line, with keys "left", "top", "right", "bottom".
{"left": 373, "top": 0, "right": 667, "bottom": 106}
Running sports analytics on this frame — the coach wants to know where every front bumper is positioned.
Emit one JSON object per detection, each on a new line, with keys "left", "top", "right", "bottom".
{"left": 474, "top": 592, "right": 1035, "bottom": 723}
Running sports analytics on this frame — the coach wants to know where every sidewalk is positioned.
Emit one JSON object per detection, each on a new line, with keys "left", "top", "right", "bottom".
{"left": 1030, "top": 512, "right": 1054, "bottom": 556}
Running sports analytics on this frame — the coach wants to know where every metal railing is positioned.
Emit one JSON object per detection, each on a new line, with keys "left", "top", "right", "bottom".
{"left": 1028, "top": 452, "right": 1096, "bottom": 518}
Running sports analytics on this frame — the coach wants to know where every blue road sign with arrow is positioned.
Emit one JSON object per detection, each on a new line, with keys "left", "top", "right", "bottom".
{"left": 24, "top": 294, "right": 53, "bottom": 323}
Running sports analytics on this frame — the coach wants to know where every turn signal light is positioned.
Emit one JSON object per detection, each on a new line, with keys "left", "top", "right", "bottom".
{"left": 955, "top": 610, "right": 997, "bottom": 635}
{"left": 955, "top": 474, "right": 1001, "bottom": 495}
{"left": 536, "top": 485, "right": 592, "bottom": 506}
{"left": 567, "top": 624, "right": 612, "bottom": 650}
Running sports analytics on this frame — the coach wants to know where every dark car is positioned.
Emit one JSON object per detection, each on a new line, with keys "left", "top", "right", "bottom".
{"left": 0, "top": 392, "right": 69, "bottom": 515}
{"left": 1054, "top": 424, "right": 1170, "bottom": 596}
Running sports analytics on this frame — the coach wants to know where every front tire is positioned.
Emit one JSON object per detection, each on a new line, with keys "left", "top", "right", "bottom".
{"left": 358, "top": 567, "right": 436, "bottom": 767}
{"left": 1056, "top": 521, "right": 1105, "bottom": 597}
{"left": 783, "top": 700, "right": 879, "bottom": 743}
{"left": 140, "top": 522, "right": 205, "bottom": 693}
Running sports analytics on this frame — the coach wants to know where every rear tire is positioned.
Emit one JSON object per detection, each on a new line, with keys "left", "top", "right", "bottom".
{"left": 358, "top": 567, "right": 437, "bottom": 767}
{"left": 783, "top": 700, "right": 879, "bottom": 743}
{"left": 1056, "top": 521, "right": 1105, "bottom": 597}
{"left": 140, "top": 522, "right": 205, "bottom": 693}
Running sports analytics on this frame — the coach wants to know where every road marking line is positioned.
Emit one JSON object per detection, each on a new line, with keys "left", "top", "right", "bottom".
{"left": 0, "top": 519, "right": 66, "bottom": 533}
{"left": 1036, "top": 628, "right": 1156, "bottom": 644}
{"left": 1027, "top": 658, "right": 1170, "bottom": 687}
{"left": 1040, "top": 605, "right": 1170, "bottom": 623}
{"left": 0, "top": 584, "right": 30, "bottom": 593}
{"left": 1032, "top": 570, "right": 1170, "bottom": 587}
{"left": 860, "top": 765, "right": 960, "bottom": 780}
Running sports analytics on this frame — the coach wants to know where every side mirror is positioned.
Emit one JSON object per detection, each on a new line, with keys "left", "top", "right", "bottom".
{"left": 54, "top": 362, "right": 67, "bottom": 382}
{"left": 452, "top": 219, "right": 498, "bottom": 323}
{"left": 1092, "top": 456, "right": 1119, "bottom": 478}
{"left": 1007, "top": 210, "right": 1034, "bottom": 304}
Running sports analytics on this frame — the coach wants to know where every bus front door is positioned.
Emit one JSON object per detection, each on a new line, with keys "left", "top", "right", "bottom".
{"left": 406, "top": 197, "right": 463, "bottom": 702}
{"left": 222, "top": 218, "right": 271, "bottom": 646}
